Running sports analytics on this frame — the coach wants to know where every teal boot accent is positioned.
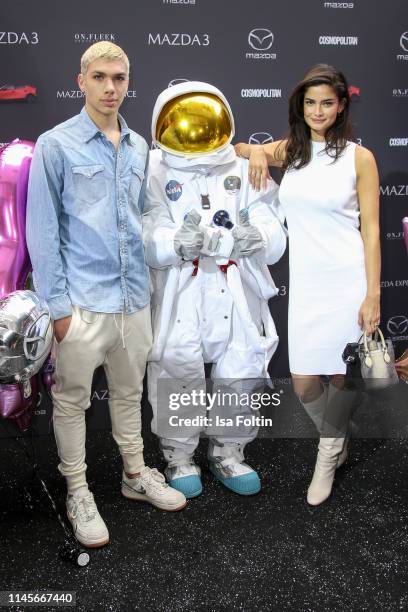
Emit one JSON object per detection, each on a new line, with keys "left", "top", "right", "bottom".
{"left": 209, "top": 460, "right": 261, "bottom": 495}
{"left": 165, "top": 464, "right": 202, "bottom": 499}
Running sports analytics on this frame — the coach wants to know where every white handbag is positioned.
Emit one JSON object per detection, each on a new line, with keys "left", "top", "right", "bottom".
{"left": 360, "top": 327, "right": 399, "bottom": 390}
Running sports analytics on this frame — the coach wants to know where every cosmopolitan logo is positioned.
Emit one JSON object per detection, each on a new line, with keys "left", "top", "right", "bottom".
{"left": 319, "top": 35, "right": 358, "bottom": 45}
{"left": 0, "top": 31, "right": 39, "bottom": 44}
{"left": 380, "top": 185, "right": 408, "bottom": 196}
{"left": 389, "top": 138, "right": 408, "bottom": 146}
{"left": 241, "top": 88, "right": 281, "bottom": 98}
{"left": 74, "top": 33, "right": 116, "bottom": 43}
{"left": 148, "top": 33, "right": 209, "bottom": 46}
{"left": 56, "top": 90, "right": 137, "bottom": 99}
{"left": 381, "top": 280, "right": 408, "bottom": 288}
{"left": 323, "top": 2, "right": 354, "bottom": 7}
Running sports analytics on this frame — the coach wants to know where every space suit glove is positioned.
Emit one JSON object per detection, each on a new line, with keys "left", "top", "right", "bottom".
{"left": 200, "top": 226, "right": 222, "bottom": 257}
{"left": 174, "top": 209, "right": 205, "bottom": 261}
{"left": 231, "top": 208, "right": 264, "bottom": 258}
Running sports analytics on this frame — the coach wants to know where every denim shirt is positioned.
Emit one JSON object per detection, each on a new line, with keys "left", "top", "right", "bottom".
{"left": 26, "top": 107, "right": 150, "bottom": 320}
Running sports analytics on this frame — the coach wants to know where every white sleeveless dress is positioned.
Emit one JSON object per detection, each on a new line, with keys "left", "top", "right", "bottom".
{"left": 279, "top": 140, "right": 367, "bottom": 374}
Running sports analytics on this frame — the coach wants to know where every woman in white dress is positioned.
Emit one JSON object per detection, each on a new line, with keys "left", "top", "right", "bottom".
{"left": 235, "top": 64, "right": 381, "bottom": 505}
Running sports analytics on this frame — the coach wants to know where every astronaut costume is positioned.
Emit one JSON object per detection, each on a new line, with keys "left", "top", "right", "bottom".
{"left": 143, "top": 82, "right": 286, "bottom": 498}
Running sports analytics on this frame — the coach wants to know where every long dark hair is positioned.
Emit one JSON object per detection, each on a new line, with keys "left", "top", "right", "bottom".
{"left": 280, "top": 64, "right": 353, "bottom": 172}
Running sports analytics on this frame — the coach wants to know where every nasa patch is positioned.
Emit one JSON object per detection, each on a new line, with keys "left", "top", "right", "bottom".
{"left": 224, "top": 176, "right": 241, "bottom": 195}
{"left": 165, "top": 180, "right": 183, "bottom": 201}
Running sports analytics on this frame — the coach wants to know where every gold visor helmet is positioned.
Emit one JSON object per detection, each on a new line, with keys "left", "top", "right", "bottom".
{"left": 155, "top": 91, "right": 233, "bottom": 156}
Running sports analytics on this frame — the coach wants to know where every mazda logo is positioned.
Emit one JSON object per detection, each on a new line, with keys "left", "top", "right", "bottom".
{"left": 401, "top": 32, "right": 408, "bottom": 52}
{"left": 387, "top": 315, "right": 408, "bottom": 335}
{"left": 249, "top": 132, "right": 274, "bottom": 145}
{"left": 168, "top": 78, "right": 190, "bottom": 87}
{"left": 248, "top": 28, "right": 274, "bottom": 51}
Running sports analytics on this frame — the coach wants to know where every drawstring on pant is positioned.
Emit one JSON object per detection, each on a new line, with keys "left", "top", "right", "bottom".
{"left": 121, "top": 312, "right": 125, "bottom": 349}
{"left": 114, "top": 312, "right": 126, "bottom": 349}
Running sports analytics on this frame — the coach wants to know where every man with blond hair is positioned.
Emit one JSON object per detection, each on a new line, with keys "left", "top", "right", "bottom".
{"left": 26, "top": 42, "right": 186, "bottom": 549}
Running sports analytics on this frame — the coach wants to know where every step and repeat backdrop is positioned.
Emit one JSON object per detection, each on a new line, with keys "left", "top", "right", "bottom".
{"left": 1, "top": 0, "right": 407, "bottom": 435}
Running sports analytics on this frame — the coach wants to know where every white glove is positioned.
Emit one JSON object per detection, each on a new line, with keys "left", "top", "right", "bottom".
{"left": 174, "top": 209, "right": 204, "bottom": 261}
{"left": 231, "top": 209, "right": 264, "bottom": 258}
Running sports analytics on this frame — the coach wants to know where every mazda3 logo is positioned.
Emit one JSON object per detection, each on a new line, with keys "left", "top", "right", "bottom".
{"left": 387, "top": 315, "right": 408, "bottom": 335}
{"left": 248, "top": 29, "right": 274, "bottom": 51}
{"left": 400, "top": 32, "right": 408, "bottom": 52}
{"left": 249, "top": 132, "right": 274, "bottom": 145}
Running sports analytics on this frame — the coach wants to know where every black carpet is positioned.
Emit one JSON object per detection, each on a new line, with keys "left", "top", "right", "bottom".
{"left": 1, "top": 429, "right": 408, "bottom": 612}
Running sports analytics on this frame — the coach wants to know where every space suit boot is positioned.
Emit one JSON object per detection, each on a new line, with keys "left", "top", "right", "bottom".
{"left": 208, "top": 441, "right": 261, "bottom": 496}
{"left": 162, "top": 445, "right": 203, "bottom": 499}
{"left": 164, "top": 462, "right": 203, "bottom": 499}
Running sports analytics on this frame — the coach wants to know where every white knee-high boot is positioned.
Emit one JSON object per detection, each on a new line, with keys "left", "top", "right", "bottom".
{"left": 306, "top": 384, "right": 354, "bottom": 506}
{"left": 300, "top": 384, "right": 328, "bottom": 434}
{"left": 300, "top": 384, "right": 347, "bottom": 469}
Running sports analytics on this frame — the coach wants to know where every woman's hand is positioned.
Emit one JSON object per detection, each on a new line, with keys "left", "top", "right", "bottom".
{"left": 358, "top": 294, "right": 380, "bottom": 335}
{"left": 247, "top": 145, "right": 271, "bottom": 191}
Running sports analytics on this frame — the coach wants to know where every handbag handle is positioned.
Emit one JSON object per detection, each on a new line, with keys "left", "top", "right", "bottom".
{"left": 363, "top": 327, "right": 391, "bottom": 368}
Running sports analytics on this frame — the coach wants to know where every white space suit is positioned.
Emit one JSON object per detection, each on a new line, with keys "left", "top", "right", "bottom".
{"left": 143, "top": 82, "right": 286, "bottom": 498}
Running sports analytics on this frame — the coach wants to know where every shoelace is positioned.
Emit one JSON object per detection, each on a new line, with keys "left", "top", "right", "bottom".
{"left": 74, "top": 494, "right": 97, "bottom": 523}
{"left": 139, "top": 467, "right": 168, "bottom": 491}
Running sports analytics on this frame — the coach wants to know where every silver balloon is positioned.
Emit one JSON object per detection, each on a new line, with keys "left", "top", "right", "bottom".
{"left": 0, "top": 290, "right": 53, "bottom": 383}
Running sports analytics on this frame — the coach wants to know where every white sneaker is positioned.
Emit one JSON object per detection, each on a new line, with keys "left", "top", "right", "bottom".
{"left": 121, "top": 466, "right": 187, "bottom": 511}
{"left": 66, "top": 492, "right": 109, "bottom": 548}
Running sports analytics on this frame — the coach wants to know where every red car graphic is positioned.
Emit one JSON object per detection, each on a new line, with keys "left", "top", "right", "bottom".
{"left": 348, "top": 85, "right": 360, "bottom": 98}
{"left": 0, "top": 84, "right": 37, "bottom": 102}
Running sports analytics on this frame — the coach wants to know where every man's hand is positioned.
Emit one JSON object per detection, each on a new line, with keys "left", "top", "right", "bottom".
{"left": 174, "top": 209, "right": 204, "bottom": 261}
{"left": 54, "top": 315, "right": 72, "bottom": 343}
{"left": 231, "top": 209, "right": 264, "bottom": 258}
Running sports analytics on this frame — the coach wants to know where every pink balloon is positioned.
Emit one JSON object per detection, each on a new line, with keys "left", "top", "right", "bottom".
{"left": 0, "top": 376, "right": 39, "bottom": 432}
{"left": 0, "top": 139, "right": 34, "bottom": 299}
{"left": 403, "top": 217, "right": 408, "bottom": 256}
{"left": 0, "top": 139, "right": 38, "bottom": 431}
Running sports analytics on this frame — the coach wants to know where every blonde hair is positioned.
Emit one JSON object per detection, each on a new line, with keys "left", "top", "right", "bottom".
{"left": 80, "top": 41, "right": 130, "bottom": 75}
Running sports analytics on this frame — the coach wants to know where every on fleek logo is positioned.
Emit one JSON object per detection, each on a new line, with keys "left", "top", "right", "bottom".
{"left": 74, "top": 33, "right": 116, "bottom": 43}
